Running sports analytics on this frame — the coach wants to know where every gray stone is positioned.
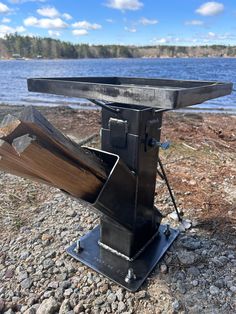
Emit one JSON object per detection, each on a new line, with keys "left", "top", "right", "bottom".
{"left": 181, "top": 237, "right": 201, "bottom": 250}
{"left": 21, "top": 278, "right": 32, "bottom": 289}
{"left": 94, "top": 296, "right": 105, "bottom": 305}
{"left": 135, "top": 290, "right": 147, "bottom": 300}
{"left": 36, "top": 297, "right": 59, "bottom": 314}
{"left": 0, "top": 298, "right": 5, "bottom": 313}
{"left": 117, "top": 301, "right": 126, "bottom": 313}
{"left": 23, "top": 307, "right": 37, "bottom": 314}
{"left": 73, "top": 303, "right": 84, "bottom": 313}
{"left": 43, "top": 259, "right": 54, "bottom": 270}
{"left": 18, "top": 271, "right": 28, "bottom": 282}
{"left": 160, "top": 264, "right": 168, "bottom": 274}
{"left": 230, "top": 286, "right": 236, "bottom": 293}
{"left": 192, "top": 280, "right": 198, "bottom": 287}
{"left": 209, "top": 285, "right": 220, "bottom": 295}
{"left": 64, "top": 288, "right": 73, "bottom": 297}
{"left": 59, "top": 299, "right": 71, "bottom": 314}
{"left": 20, "top": 251, "right": 30, "bottom": 260}
{"left": 116, "top": 288, "right": 124, "bottom": 301}
{"left": 107, "top": 293, "right": 117, "bottom": 304}
{"left": 48, "top": 281, "right": 59, "bottom": 289}
{"left": 3, "top": 309, "right": 14, "bottom": 314}
{"left": 172, "top": 299, "right": 181, "bottom": 311}
{"left": 177, "top": 250, "right": 197, "bottom": 265}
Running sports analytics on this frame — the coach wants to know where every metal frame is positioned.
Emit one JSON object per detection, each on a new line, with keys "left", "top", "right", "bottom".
{"left": 27, "top": 76, "right": 232, "bottom": 292}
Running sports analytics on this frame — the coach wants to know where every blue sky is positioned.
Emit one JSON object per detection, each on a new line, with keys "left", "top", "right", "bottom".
{"left": 0, "top": 0, "right": 235, "bottom": 45}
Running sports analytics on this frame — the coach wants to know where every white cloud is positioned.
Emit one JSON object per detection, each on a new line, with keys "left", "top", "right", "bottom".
{"left": 2, "top": 17, "right": 11, "bottom": 23}
{"left": 0, "top": 24, "right": 25, "bottom": 37}
{"left": 124, "top": 26, "right": 136, "bottom": 32}
{"left": 62, "top": 13, "right": 72, "bottom": 20}
{"left": 0, "top": 2, "right": 10, "bottom": 13}
{"left": 196, "top": 2, "right": 224, "bottom": 16}
{"left": 24, "top": 16, "right": 68, "bottom": 29}
{"left": 185, "top": 20, "right": 204, "bottom": 26}
{"left": 72, "top": 29, "right": 88, "bottom": 36}
{"left": 139, "top": 17, "right": 158, "bottom": 25}
{"left": 37, "top": 7, "right": 59, "bottom": 18}
{"left": 48, "top": 30, "right": 61, "bottom": 37}
{"left": 106, "top": 18, "right": 114, "bottom": 23}
{"left": 72, "top": 20, "right": 102, "bottom": 30}
{"left": 105, "top": 0, "right": 143, "bottom": 11}
{"left": 9, "top": 0, "right": 46, "bottom": 3}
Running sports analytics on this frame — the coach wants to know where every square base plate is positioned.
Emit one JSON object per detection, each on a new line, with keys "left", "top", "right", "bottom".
{"left": 67, "top": 224, "right": 179, "bottom": 292}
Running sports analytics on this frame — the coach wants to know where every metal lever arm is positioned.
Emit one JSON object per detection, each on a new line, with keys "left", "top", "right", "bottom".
{"left": 88, "top": 99, "right": 120, "bottom": 114}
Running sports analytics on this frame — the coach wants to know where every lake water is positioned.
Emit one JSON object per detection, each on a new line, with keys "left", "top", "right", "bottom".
{"left": 0, "top": 58, "right": 235, "bottom": 113}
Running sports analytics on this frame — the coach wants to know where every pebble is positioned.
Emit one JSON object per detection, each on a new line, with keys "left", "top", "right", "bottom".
{"left": 107, "top": 293, "right": 117, "bottom": 303}
{"left": 181, "top": 237, "right": 201, "bottom": 250}
{"left": 117, "top": 301, "right": 126, "bottom": 313}
{"left": 0, "top": 298, "right": 5, "bottom": 312}
{"left": 172, "top": 299, "right": 181, "bottom": 311}
{"left": 160, "top": 264, "right": 168, "bottom": 274}
{"left": 116, "top": 288, "right": 124, "bottom": 301}
{"left": 36, "top": 297, "right": 59, "bottom": 314}
{"left": 135, "top": 290, "right": 147, "bottom": 300}
{"left": 209, "top": 285, "right": 220, "bottom": 295}
{"left": 177, "top": 250, "right": 197, "bottom": 265}
{"left": 59, "top": 299, "right": 71, "bottom": 314}
{"left": 21, "top": 278, "right": 32, "bottom": 289}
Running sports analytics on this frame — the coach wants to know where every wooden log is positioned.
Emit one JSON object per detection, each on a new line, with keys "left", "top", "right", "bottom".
{"left": 0, "top": 156, "right": 52, "bottom": 185}
{"left": 12, "top": 134, "right": 103, "bottom": 202}
{"left": 0, "top": 139, "right": 52, "bottom": 185}
{"left": 0, "top": 107, "right": 107, "bottom": 181}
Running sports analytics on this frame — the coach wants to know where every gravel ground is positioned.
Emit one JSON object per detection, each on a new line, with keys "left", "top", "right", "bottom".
{"left": 0, "top": 107, "right": 235, "bottom": 314}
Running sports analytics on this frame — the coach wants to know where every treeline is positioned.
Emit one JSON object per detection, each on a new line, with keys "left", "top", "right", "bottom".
{"left": 0, "top": 34, "right": 236, "bottom": 59}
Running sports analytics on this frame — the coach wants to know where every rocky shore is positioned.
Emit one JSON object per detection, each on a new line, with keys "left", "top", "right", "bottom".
{"left": 0, "top": 106, "right": 235, "bottom": 314}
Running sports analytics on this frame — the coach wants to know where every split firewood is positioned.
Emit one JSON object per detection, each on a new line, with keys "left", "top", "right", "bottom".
{"left": 0, "top": 106, "right": 107, "bottom": 181}
{"left": 0, "top": 139, "right": 51, "bottom": 185}
{"left": 12, "top": 134, "right": 103, "bottom": 202}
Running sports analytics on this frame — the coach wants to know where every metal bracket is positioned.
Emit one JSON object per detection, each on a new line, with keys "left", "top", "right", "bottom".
{"left": 109, "top": 118, "right": 128, "bottom": 148}
{"left": 145, "top": 119, "right": 160, "bottom": 151}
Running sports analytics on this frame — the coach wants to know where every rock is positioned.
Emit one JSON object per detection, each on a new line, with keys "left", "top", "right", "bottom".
{"left": 117, "top": 301, "right": 126, "bottom": 313}
{"left": 18, "top": 271, "right": 28, "bottom": 282}
{"left": 116, "top": 288, "right": 124, "bottom": 301}
{"left": 94, "top": 296, "right": 105, "bottom": 305}
{"left": 59, "top": 299, "right": 71, "bottom": 314}
{"left": 3, "top": 309, "right": 14, "bottom": 314}
{"left": 172, "top": 299, "right": 181, "bottom": 311}
{"left": 66, "top": 209, "right": 77, "bottom": 217}
{"left": 230, "top": 286, "right": 236, "bottom": 293}
{"left": 36, "top": 297, "right": 59, "bottom": 314}
{"left": 5, "top": 268, "right": 14, "bottom": 279}
{"left": 181, "top": 237, "right": 201, "bottom": 250}
{"left": 135, "top": 290, "right": 147, "bottom": 300}
{"left": 192, "top": 280, "right": 198, "bottom": 287}
{"left": 21, "top": 278, "right": 32, "bottom": 289}
{"left": 20, "top": 251, "right": 30, "bottom": 260}
{"left": 160, "top": 264, "right": 168, "bottom": 274}
{"left": 48, "top": 281, "right": 59, "bottom": 289}
{"left": 41, "top": 234, "right": 53, "bottom": 242}
{"left": 209, "top": 285, "right": 220, "bottom": 295}
{"left": 73, "top": 303, "right": 84, "bottom": 313}
{"left": 64, "top": 288, "right": 73, "bottom": 297}
{"left": 24, "top": 307, "right": 37, "bottom": 314}
{"left": 0, "top": 298, "right": 5, "bottom": 313}
{"left": 107, "top": 293, "right": 117, "bottom": 304}
{"left": 43, "top": 258, "right": 54, "bottom": 270}
{"left": 177, "top": 250, "right": 197, "bottom": 265}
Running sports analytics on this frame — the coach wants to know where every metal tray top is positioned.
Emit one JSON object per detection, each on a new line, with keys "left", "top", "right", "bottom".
{"left": 27, "top": 76, "right": 233, "bottom": 110}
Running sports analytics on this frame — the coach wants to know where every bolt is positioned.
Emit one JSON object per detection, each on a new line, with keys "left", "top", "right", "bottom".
{"left": 125, "top": 268, "right": 136, "bottom": 283}
{"left": 74, "top": 240, "right": 83, "bottom": 253}
{"left": 164, "top": 224, "right": 171, "bottom": 237}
